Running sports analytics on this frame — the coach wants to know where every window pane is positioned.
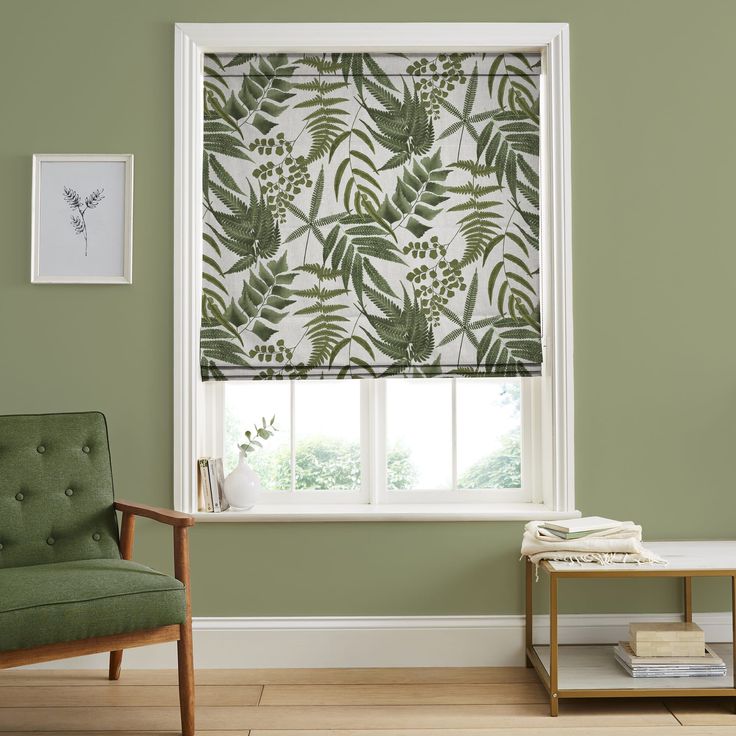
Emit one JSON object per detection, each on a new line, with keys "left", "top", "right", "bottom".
{"left": 223, "top": 382, "right": 291, "bottom": 490}
{"left": 294, "top": 381, "right": 361, "bottom": 491}
{"left": 385, "top": 379, "right": 452, "bottom": 490}
{"left": 456, "top": 379, "right": 521, "bottom": 489}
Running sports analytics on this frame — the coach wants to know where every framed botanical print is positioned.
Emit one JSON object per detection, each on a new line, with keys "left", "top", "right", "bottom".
{"left": 31, "top": 154, "right": 133, "bottom": 284}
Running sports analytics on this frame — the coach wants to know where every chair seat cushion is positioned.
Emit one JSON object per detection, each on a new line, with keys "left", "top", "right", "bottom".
{"left": 0, "top": 558, "right": 186, "bottom": 652}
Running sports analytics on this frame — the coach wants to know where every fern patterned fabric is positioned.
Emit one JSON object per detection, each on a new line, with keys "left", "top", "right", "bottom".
{"left": 201, "top": 52, "right": 542, "bottom": 379}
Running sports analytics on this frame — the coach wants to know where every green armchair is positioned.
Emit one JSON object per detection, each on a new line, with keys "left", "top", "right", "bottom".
{"left": 0, "top": 412, "right": 195, "bottom": 735}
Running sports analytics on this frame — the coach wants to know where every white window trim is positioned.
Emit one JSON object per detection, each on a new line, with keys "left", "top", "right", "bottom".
{"left": 211, "top": 377, "right": 533, "bottom": 506}
{"left": 173, "top": 22, "right": 575, "bottom": 522}
{"left": 376, "top": 378, "right": 532, "bottom": 504}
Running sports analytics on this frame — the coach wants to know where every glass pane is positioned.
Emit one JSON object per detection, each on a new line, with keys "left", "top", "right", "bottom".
{"left": 223, "top": 382, "right": 291, "bottom": 490}
{"left": 456, "top": 379, "right": 521, "bottom": 489}
{"left": 294, "top": 381, "right": 361, "bottom": 491}
{"left": 385, "top": 379, "right": 452, "bottom": 490}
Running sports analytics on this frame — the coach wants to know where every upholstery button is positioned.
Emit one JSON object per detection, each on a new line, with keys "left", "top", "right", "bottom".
{"left": 15, "top": 492, "right": 24, "bottom": 502}
{"left": 65, "top": 488, "right": 74, "bottom": 497}
{"left": 37, "top": 445, "right": 45, "bottom": 453}
{"left": 92, "top": 533, "right": 101, "bottom": 541}
{"left": 46, "top": 537, "right": 55, "bottom": 545}
{"left": 82, "top": 446, "right": 90, "bottom": 454}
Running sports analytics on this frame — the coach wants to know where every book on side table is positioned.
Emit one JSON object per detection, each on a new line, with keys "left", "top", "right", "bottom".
{"left": 541, "top": 516, "right": 622, "bottom": 540}
{"left": 630, "top": 622, "right": 705, "bottom": 657}
{"left": 614, "top": 641, "right": 727, "bottom": 678}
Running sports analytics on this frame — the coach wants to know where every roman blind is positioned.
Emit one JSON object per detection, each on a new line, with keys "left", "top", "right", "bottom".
{"left": 200, "top": 52, "right": 541, "bottom": 380}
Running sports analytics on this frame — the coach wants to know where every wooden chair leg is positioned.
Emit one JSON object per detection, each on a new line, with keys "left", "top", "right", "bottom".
{"left": 177, "top": 622, "right": 195, "bottom": 736}
{"left": 110, "top": 512, "right": 135, "bottom": 682}
{"left": 108, "top": 650, "right": 123, "bottom": 680}
{"left": 175, "top": 526, "right": 195, "bottom": 736}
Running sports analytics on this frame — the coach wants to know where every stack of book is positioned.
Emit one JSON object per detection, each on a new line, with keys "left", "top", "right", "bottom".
{"left": 614, "top": 623, "right": 726, "bottom": 678}
{"left": 197, "top": 457, "right": 229, "bottom": 512}
{"left": 540, "top": 516, "right": 621, "bottom": 539}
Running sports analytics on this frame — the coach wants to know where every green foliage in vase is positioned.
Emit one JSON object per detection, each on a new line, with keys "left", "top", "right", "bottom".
{"left": 237, "top": 416, "right": 278, "bottom": 457}
{"left": 201, "top": 52, "right": 542, "bottom": 380}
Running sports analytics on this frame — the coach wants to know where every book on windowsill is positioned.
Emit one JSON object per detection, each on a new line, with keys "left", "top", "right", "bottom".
{"left": 614, "top": 641, "right": 726, "bottom": 678}
{"left": 541, "top": 516, "right": 623, "bottom": 539}
{"left": 211, "top": 458, "right": 229, "bottom": 512}
{"left": 197, "top": 457, "right": 229, "bottom": 512}
{"left": 197, "top": 458, "right": 212, "bottom": 512}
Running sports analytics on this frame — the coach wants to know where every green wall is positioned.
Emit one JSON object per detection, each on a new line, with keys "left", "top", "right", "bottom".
{"left": 1, "top": 0, "right": 734, "bottom": 617}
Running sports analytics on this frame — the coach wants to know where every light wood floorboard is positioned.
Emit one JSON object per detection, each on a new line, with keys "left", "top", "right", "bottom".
{"left": 0, "top": 702, "right": 678, "bottom": 731}
{"left": 0, "top": 685, "right": 262, "bottom": 707}
{"left": 665, "top": 698, "right": 736, "bottom": 726}
{"left": 259, "top": 683, "right": 547, "bottom": 705}
{"left": 0, "top": 668, "right": 537, "bottom": 686}
{"left": 249, "top": 730, "right": 736, "bottom": 736}
{"left": 0, "top": 668, "right": 733, "bottom": 732}
{"left": 4, "top": 730, "right": 736, "bottom": 736}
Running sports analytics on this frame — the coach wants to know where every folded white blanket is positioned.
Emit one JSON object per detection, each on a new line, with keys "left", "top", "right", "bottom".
{"left": 521, "top": 520, "right": 667, "bottom": 569}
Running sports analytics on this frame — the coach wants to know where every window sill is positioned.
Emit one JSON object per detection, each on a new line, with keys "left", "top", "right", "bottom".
{"left": 190, "top": 503, "right": 581, "bottom": 523}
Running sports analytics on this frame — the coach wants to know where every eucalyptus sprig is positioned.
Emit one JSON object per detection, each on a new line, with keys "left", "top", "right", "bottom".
{"left": 238, "top": 416, "right": 278, "bottom": 456}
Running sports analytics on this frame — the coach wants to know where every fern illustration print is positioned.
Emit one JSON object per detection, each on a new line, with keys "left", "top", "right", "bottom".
{"left": 200, "top": 53, "right": 542, "bottom": 379}
{"left": 63, "top": 186, "right": 105, "bottom": 256}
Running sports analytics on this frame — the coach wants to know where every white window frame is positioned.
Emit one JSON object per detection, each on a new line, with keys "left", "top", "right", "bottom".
{"left": 215, "top": 380, "right": 371, "bottom": 506}
{"left": 211, "top": 377, "right": 533, "bottom": 506}
{"left": 376, "top": 378, "right": 534, "bottom": 505}
{"left": 174, "top": 22, "right": 575, "bottom": 522}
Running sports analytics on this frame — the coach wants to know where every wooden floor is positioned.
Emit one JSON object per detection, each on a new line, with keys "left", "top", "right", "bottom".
{"left": 0, "top": 667, "right": 735, "bottom": 734}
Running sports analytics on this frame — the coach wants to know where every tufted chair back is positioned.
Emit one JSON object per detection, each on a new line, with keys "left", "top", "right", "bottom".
{"left": 0, "top": 412, "right": 120, "bottom": 569}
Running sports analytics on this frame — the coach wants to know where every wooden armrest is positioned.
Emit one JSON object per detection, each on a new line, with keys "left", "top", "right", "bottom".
{"left": 110, "top": 498, "right": 194, "bottom": 700}
{"left": 113, "top": 500, "right": 193, "bottom": 591}
{"left": 114, "top": 500, "right": 195, "bottom": 527}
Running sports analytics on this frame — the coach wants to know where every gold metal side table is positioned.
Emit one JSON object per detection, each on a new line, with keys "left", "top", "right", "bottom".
{"left": 525, "top": 541, "right": 736, "bottom": 716}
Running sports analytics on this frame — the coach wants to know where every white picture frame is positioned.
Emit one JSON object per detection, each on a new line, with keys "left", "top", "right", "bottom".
{"left": 31, "top": 154, "right": 134, "bottom": 284}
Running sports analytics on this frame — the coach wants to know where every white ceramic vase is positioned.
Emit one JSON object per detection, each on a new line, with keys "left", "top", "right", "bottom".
{"left": 223, "top": 452, "right": 262, "bottom": 510}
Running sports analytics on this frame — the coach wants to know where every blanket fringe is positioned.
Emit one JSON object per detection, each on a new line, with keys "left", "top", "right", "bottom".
{"left": 520, "top": 551, "right": 667, "bottom": 582}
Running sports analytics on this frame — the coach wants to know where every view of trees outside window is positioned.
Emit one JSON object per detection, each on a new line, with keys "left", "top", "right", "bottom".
{"left": 240, "top": 440, "right": 416, "bottom": 492}
{"left": 456, "top": 380, "right": 521, "bottom": 489}
{"left": 224, "top": 380, "right": 521, "bottom": 492}
{"left": 385, "top": 379, "right": 521, "bottom": 490}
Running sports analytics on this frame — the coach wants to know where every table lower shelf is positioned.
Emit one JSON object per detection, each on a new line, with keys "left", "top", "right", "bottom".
{"left": 531, "top": 643, "right": 735, "bottom": 695}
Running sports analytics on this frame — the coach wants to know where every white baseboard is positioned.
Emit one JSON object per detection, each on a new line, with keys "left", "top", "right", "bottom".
{"left": 22, "top": 612, "right": 732, "bottom": 669}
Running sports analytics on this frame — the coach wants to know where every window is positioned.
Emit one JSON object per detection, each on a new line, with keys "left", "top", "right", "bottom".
{"left": 216, "top": 377, "right": 531, "bottom": 505}
{"left": 174, "top": 23, "right": 573, "bottom": 520}
{"left": 223, "top": 380, "right": 363, "bottom": 497}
